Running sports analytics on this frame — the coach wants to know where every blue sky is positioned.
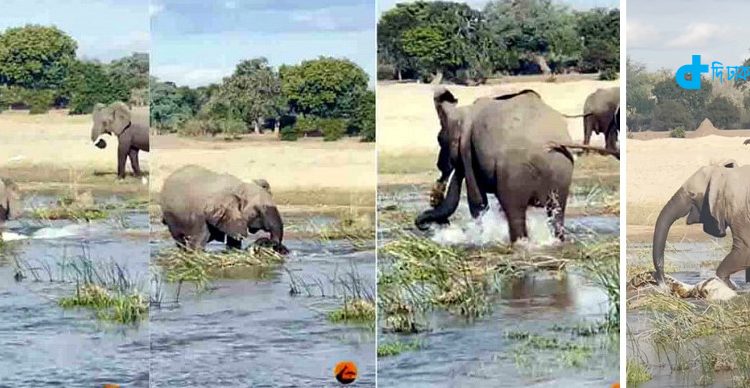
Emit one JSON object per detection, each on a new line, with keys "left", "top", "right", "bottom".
{"left": 0, "top": 0, "right": 149, "bottom": 62}
{"left": 151, "top": 0, "right": 376, "bottom": 87}
{"left": 378, "top": 0, "right": 620, "bottom": 14}
{"left": 628, "top": 0, "right": 750, "bottom": 71}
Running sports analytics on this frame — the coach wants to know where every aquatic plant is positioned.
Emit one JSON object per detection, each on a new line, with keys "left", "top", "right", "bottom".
{"left": 58, "top": 283, "right": 147, "bottom": 324}
{"left": 327, "top": 298, "right": 376, "bottom": 325}
{"left": 155, "top": 246, "right": 284, "bottom": 289}
{"left": 31, "top": 206, "right": 108, "bottom": 221}
{"left": 316, "top": 211, "right": 375, "bottom": 248}
{"left": 377, "top": 340, "right": 421, "bottom": 357}
{"left": 505, "top": 331, "right": 593, "bottom": 369}
{"left": 626, "top": 359, "right": 652, "bottom": 386}
{"left": 584, "top": 258, "right": 619, "bottom": 331}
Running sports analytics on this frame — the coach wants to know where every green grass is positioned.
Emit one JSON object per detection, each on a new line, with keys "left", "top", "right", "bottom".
{"left": 506, "top": 331, "right": 593, "bottom": 369}
{"left": 627, "top": 359, "right": 652, "bottom": 386}
{"left": 327, "top": 298, "right": 376, "bottom": 325}
{"left": 59, "top": 283, "right": 147, "bottom": 324}
{"left": 155, "top": 247, "right": 284, "bottom": 288}
{"left": 584, "top": 258, "right": 619, "bottom": 331}
{"left": 377, "top": 340, "right": 422, "bottom": 357}
{"left": 31, "top": 206, "right": 108, "bottom": 221}
{"left": 317, "top": 211, "right": 375, "bottom": 248}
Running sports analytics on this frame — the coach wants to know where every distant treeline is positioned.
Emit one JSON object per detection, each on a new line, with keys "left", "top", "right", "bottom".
{"left": 378, "top": 0, "right": 620, "bottom": 84}
{"left": 151, "top": 57, "right": 374, "bottom": 142}
{"left": 627, "top": 59, "right": 750, "bottom": 135}
{"left": 0, "top": 25, "right": 148, "bottom": 114}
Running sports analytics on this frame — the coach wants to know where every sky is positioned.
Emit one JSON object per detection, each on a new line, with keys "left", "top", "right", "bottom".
{"left": 378, "top": 0, "right": 620, "bottom": 14}
{"left": 151, "top": 0, "right": 376, "bottom": 87}
{"left": 628, "top": 0, "right": 750, "bottom": 71}
{"left": 0, "top": 0, "right": 149, "bottom": 62}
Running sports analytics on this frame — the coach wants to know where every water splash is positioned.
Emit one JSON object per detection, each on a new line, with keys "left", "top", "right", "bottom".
{"left": 1, "top": 225, "right": 82, "bottom": 241}
{"left": 430, "top": 204, "right": 558, "bottom": 247}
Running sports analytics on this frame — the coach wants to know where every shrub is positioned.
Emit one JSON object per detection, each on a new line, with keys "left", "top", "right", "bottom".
{"left": 27, "top": 90, "right": 54, "bottom": 114}
{"left": 321, "top": 118, "right": 347, "bottom": 141}
{"left": 705, "top": 96, "right": 741, "bottom": 129}
{"left": 294, "top": 116, "right": 320, "bottom": 136}
{"left": 177, "top": 118, "right": 223, "bottom": 137}
{"left": 669, "top": 126, "right": 686, "bottom": 138}
{"left": 279, "top": 125, "right": 298, "bottom": 141}
{"left": 219, "top": 118, "right": 245, "bottom": 139}
{"left": 651, "top": 100, "right": 694, "bottom": 132}
{"left": 377, "top": 64, "right": 396, "bottom": 80}
{"left": 599, "top": 68, "right": 618, "bottom": 80}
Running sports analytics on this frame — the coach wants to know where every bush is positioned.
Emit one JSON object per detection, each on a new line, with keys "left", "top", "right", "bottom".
{"left": 705, "top": 96, "right": 741, "bottom": 129}
{"left": 670, "top": 126, "right": 686, "bottom": 138}
{"left": 378, "top": 64, "right": 396, "bottom": 80}
{"left": 599, "top": 68, "right": 618, "bottom": 80}
{"left": 279, "top": 125, "right": 298, "bottom": 141}
{"left": 651, "top": 100, "right": 694, "bottom": 132}
{"left": 321, "top": 118, "right": 347, "bottom": 141}
{"left": 294, "top": 116, "right": 320, "bottom": 136}
{"left": 219, "top": 118, "right": 245, "bottom": 139}
{"left": 27, "top": 90, "right": 54, "bottom": 114}
{"left": 177, "top": 118, "right": 223, "bottom": 137}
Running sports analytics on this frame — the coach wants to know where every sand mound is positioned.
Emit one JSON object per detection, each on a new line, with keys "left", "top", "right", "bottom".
{"left": 689, "top": 118, "right": 720, "bottom": 138}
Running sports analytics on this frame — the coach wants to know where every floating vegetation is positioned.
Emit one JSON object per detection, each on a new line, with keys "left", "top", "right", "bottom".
{"left": 31, "top": 206, "right": 108, "bottom": 221}
{"left": 377, "top": 340, "right": 422, "bottom": 357}
{"left": 506, "top": 331, "right": 593, "bottom": 369}
{"left": 626, "top": 359, "right": 652, "bottom": 386}
{"left": 155, "top": 247, "right": 284, "bottom": 289}
{"left": 317, "top": 211, "right": 375, "bottom": 248}
{"left": 327, "top": 298, "right": 376, "bottom": 325}
{"left": 14, "top": 252, "right": 148, "bottom": 324}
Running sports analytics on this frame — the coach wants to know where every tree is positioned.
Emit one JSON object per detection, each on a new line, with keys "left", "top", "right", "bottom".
{"left": 0, "top": 25, "right": 77, "bottom": 90}
{"left": 652, "top": 76, "right": 712, "bottom": 123}
{"left": 651, "top": 100, "right": 694, "bottom": 132}
{"left": 349, "top": 90, "right": 375, "bottom": 142}
{"left": 150, "top": 79, "right": 193, "bottom": 130}
{"left": 66, "top": 60, "right": 129, "bottom": 114}
{"left": 207, "top": 57, "right": 283, "bottom": 133}
{"left": 280, "top": 57, "right": 368, "bottom": 119}
{"left": 705, "top": 96, "right": 741, "bottom": 129}
{"left": 108, "top": 52, "right": 149, "bottom": 90}
{"left": 576, "top": 8, "right": 620, "bottom": 74}
{"left": 626, "top": 60, "right": 656, "bottom": 131}
{"left": 400, "top": 26, "right": 456, "bottom": 82}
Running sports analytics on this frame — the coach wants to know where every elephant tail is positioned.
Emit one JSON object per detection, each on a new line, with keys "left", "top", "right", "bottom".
{"left": 547, "top": 142, "right": 620, "bottom": 160}
{"left": 561, "top": 112, "right": 594, "bottom": 119}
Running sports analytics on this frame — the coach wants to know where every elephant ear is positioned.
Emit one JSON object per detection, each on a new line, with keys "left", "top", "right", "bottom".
{"left": 0, "top": 179, "right": 20, "bottom": 220}
{"left": 110, "top": 102, "right": 131, "bottom": 136}
{"left": 703, "top": 163, "right": 734, "bottom": 236}
{"left": 253, "top": 179, "right": 271, "bottom": 194}
{"left": 204, "top": 185, "right": 256, "bottom": 238}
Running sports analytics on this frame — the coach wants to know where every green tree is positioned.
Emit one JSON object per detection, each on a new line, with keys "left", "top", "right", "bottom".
{"left": 66, "top": 60, "right": 129, "bottom": 114}
{"left": 651, "top": 100, "right": 694, "bottom": 132}
{"left": 626, "top": 60, "right": 656, "bottom": 131}
{"left": 576, "top": 8, "right": 620, "bottom": 74}
{"left": 0, "top": 25, "right": 77, "bottom": 90}
{"left": 108, "top": 52, "right": 149, "bottom": 90}
{"left": 349, "top": 90, "right": 375, "bottom": 142}
{"left": 280, "top": 57, "right": 368, "bottom": 118}
{"left": 207, "top": 57, "right": 283, "bottom": 133}
{"left": 705, "top": 96, "right": 741, "bottom": 129}
{"left": 150, "top": 79, "right": 192, "bottom": 130}
{"left": 652, "top": 75, "right": 712, "bottom": 123}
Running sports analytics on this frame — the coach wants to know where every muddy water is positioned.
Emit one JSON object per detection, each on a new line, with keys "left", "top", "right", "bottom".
{"left": 149, "top": 214, "right": 376, "bottom": 387}
{"left": 627, "top": 240, "right": 745, "bottom": 387}
{"left": 378, "top": 186, "right": 620, "bottom": 387}
{"left": 0, "top": 195, "right": 149, "bottom": 387}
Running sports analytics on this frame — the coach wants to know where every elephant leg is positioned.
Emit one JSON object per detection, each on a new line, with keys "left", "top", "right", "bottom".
{"left": 468, "top": 190, "right": 488, "bottom": 219}
{"left": 129, "top": 149, "right": 141, "bottom": 176}
{"left": 583, "top": 117, "right": 593, "bottom": 146}
{"left": 716, "top": 248, "right": 750, "bottom": 288}
{"left": 505, "top": 205, "right": 528, "bottom": 243}
{"left": 117, "top": 142, "right": 128, "bottom": 179}
{"left": 184, "top": 223, "right": 210, "bottom": 251}
{"left": 605, "top": 130, "right": 618, "bottom": 151}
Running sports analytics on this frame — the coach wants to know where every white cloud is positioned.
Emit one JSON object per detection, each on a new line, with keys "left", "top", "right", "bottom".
{"left": 290, "top": 9, "right": 339, "bottom": 31}
{"left": 225, "top": 1, "right": 238, "bottom": 9}
{"left": 627, "top": 20, "right": 660, "bottom": 47}
{"left": 153, "top": 65, "right": 232, "bottom": 87}
{"left": 667, "top": 23, "right": 725, "bottom": 48}
{"left": 149, "top": 3, "right": 164, "bottom": 18}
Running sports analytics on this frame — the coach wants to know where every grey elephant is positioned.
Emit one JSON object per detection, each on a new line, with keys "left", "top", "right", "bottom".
{"left": 415, "top": 88, "right": 577, "bottom": 242}
{"left": 160, "top": 165, "right": 287, "bottom": 253}
{"left": 652, "top": 161, "right": 750, "bottom": 288}
{"left": 0, "top": 178, "right": 21, "bottom": 225}
{"left": 743, "top": 139, "right": 750, "bottom": 145}
{"left": 90, "top": 102, "right": 150, "bottom": 179}
{"left": 581, "top": 87, "right": 620, "bottom": 151}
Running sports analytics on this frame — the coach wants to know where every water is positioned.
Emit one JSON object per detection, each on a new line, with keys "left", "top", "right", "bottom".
{"left": 377, "top": 186, "right": 620, "bottom": 387}
{"left": 0, "top": 195, "right": 149, "bottom": 387}
{"left": 149, "top": 217, "right": 376, "bottom": 387}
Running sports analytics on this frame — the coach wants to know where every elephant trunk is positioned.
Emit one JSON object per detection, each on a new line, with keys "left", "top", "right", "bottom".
{"left": 652, "top": 188, "right": 692, "bottom": 284}
{"left": 415, "top": 170, "right": 463, "bottom": 230}
{"left": 91, "top": 124, "right": 107, "bottom": 149}
{"left": 262, "top": 206, "right": 288, "bottom": 254}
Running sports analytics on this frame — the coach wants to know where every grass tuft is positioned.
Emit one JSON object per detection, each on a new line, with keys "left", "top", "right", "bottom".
{"left": 626, "top": 359, "right": 652, "bottom": 386}
{"left": 377, "top": 340, "right": 422, "bottom": 357}
{"left": 317, "top": 211, "right": 375, "bottom": 248}
{"left": 327, "top": 298, "right": 376, "bottom": 324}
{"left": 59, "top": 283, "right": 147, "bottom": 324}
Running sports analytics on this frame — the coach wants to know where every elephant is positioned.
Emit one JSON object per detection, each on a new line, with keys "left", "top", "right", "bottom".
{"left": 90, "top": 102, "right": 150, "bottom": 179}
{"left": 580, "top": 87, "right": 620, "bottom": 152}
{"left": 652, "top": 160, "right": 750, "bottom": 288}
{"left": 415, "top": 88, "right": 578, "bottom": 242}
{"left": 743, "top": 139, "right": 750, "bottom": 145}
{"left": 160, "top": 165, "right": 288, "bottom": 253}
{"left": 0, "top": 177, "right": 21, "bottom": 226}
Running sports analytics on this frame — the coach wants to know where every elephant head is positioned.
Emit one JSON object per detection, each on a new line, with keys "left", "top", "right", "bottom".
{"left": 91, "top": 102, "right": 131, "bottom": 149}
{"left": 652, "top": 160, "right": 736, "bottom": 284}
{"left": 204, "top": 181, "right": 287, "bottom": 253}
{"left": 0, "top": 178, "right": 21, "bottom": 223}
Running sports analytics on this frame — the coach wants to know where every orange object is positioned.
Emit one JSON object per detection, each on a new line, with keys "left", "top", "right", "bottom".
{"left": 334, "top": 361, "right": 358, "bottom": 385}
{"left": 611, "top": 383, "right": 620, "bottom": 388}
{"left": 103, "top": 385, "right": 120, "bottom": 388}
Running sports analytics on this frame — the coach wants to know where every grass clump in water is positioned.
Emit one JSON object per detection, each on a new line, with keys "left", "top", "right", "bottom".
{"left": 155, "top": 246, "right": 284, "bottom": 288}
{"left": 59, "top": 283, "right": 147, "bottom": 324}
{"left": 377, "top": 340, "right": 421, "bottom": 357}
{"left": 31, "top": 206, "right": 108, "bottom": 221}
{"left": 626, "top": 359, "right": 652, "bottom": 386}
{"left": 506, "top": 331, "right": 593, "bottom": 369}
{"left": 327, "top": 298, "right": 376, "bottom": 324}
